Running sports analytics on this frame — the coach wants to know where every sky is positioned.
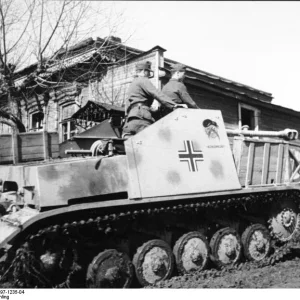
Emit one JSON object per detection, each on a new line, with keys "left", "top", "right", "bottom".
{"left": 106, "top": 1, "right": 300, "bottom": 111}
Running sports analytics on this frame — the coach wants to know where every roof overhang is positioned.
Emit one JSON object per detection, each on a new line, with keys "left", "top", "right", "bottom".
{"left": 164, "top": 58, "right": 273, "bottom": 104}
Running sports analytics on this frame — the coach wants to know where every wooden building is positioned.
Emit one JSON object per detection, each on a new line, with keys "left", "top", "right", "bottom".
{"left": 1, "top": 36, "right": 300, "bottom": 146}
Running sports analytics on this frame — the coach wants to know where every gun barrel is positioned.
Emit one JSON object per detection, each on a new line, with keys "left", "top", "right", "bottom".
{"left": 226, "top": 128, "right": 298, "bottom": 140}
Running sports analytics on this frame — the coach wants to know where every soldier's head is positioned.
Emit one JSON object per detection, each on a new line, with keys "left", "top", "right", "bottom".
{"left": 170, "top": 63, "right": 186, "bottom": 81}
{"left": 135, "top": 61, "right": 154, "bottom": 78}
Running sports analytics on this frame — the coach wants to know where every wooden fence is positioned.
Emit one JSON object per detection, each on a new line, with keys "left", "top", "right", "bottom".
{"left": 0, "top": 131, "right": 59, "bottom": 164}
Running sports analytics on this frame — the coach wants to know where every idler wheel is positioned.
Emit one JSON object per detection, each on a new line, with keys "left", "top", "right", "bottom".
{"left": 86, "top": 249, "right": 133, "bottom": 288}
{"left": 173, "top": 231, "right": 209, "bottom": 275}
{"left": 133, "top": 239, "right": 174, "bottom": 286}
{"left": 241, "top": 224, "right": 271, "bottom": 262}
{"left": 210, "top": 227, "right": 242, "bottom": 267}
{"left": 269, "top": 201, "right": 300, "bottom": 242}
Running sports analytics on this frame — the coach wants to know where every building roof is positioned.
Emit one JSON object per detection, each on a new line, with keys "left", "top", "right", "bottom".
{"left": 14, "top": 37, "right": 144, "bottom": 87}
{"left": 164, "top": 59, "right": 273, "bottom": 103}
{"left": 14, "top": 36, "right": 299, "bottom": 114}
{"left": 14, "top": 36, "right": 274, "bottom": 104}
{"left": 245, "top": 97, "right": 300, "bottom": 118}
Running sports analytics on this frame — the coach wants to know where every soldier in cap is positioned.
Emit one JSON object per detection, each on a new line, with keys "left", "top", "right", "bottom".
{"left": 122, "top": 61, "right": 177, "bottom": 138}
{"left": 162, "top": 63, "right": 200, "bottom": 109}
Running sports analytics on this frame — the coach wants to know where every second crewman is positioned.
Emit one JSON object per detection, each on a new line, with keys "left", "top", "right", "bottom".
{"left": 162, "top": 63, "right": 200, "bottom": 109}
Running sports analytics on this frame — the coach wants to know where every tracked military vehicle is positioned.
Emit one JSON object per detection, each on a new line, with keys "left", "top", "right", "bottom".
{"left": 0, "top": 108, "right": 300, "bottom": 288}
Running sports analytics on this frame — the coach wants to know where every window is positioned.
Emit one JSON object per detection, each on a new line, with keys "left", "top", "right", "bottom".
{"left": 62, "top": 120, "right": 76, "bottom": 141}
{"left": 30, "top": 111, "right": 44, "bottom": 131}
{"left": 0, "top": 123, "right": 13, "bottom": 134}
{"left": 60, "top": 104, "right": 77, "bottom": 142}
{"left": 238, "top": 103, "right": 260, "bottom": 131}
{"left": 241, "top": 108, "right": 255, "bottom": 130}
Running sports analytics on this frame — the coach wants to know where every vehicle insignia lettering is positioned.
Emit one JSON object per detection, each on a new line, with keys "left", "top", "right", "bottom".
{"left": 203, "top": 119, "right": 219, "bottom": 139}
{"left": 178, "top": 140, "right": 204, "bottom": 172}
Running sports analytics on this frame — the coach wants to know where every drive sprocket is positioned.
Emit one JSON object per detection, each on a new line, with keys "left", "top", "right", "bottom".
{"left": 269, "top": 202, "right": 300, "bottom": 242}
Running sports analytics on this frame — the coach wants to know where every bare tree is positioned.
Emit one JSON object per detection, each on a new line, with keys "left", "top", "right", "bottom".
{"left": 0, "top": 0, "right": 131, "bottom": 132}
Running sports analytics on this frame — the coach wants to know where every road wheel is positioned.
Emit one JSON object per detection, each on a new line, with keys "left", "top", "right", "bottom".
{"left": 210, "top": 227, "right": 242, "bottom": 268}
{"left": 86, "top": 249, "right": 133, "bottom": 288}
{"left": 241, "top": 224, "right": 271, "bottom": 262}
{"left": 133, "top": 239, "right": 174, "bottom": 286}
{"left": 173, "top": 231, "right": 209, "bottom": 275}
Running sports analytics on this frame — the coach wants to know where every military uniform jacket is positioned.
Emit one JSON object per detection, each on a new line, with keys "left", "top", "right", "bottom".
{"left": 125, "top": 77, "right": 176, "bottom": 122}
{"left": 162, "top": 79, "right": 199, "bottom": 109}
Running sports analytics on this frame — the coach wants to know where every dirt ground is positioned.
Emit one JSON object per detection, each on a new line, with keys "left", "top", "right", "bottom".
{"left": 2, "top": 254, "right": 300, "bottom": 289}
{"left": 154, "top": 256, "right": 300, "bottom": 288}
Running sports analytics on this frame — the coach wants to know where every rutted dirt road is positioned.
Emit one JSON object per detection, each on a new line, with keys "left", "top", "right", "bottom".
{"left": 2, "top": 250, "right": 300, "bottom": 288}
{"left": 2, "top": 258, "right": 300, "bottom": 288}
{"left": 153, "top": 256, "right": 300, "bottom": 288}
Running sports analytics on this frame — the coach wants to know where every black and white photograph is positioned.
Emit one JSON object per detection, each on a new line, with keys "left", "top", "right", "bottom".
{"left": 0, "top": 0, "right": 300, "bottom": 294}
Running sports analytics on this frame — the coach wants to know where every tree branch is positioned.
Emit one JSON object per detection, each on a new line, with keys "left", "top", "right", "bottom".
{"left": 0, "top": 1, "right": 7, "bottom": 69}
{"left": 40, "top": 0, "right": 66, "bottom": 56}
{"left": 6, "top": 0, "right": 36, "bottom": 54}
{"left": 38, "top": 0, "right": 44, "bottom": 66}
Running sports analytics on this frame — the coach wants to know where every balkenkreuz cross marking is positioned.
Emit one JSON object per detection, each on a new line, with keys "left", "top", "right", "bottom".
{"left": 178, "top": 140, "right": 204, "bottom": 172}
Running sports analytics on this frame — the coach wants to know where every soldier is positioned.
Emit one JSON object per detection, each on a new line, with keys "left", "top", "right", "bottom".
{"left": 162, "top": 63, "right": 200, "bottom": 109}
{"left": 122, "top": 61, "right": 177, "bottom": 138}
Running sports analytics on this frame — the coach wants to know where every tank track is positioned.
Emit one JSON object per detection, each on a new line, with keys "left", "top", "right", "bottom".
{"left": 1, "top": 189, "right": 300, "bottom": 288}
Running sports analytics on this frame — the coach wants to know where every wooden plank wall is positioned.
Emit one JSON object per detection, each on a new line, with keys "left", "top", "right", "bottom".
{"left": 187, "top": 87, "right": 239, "bottom": 130}
{"left": 0, "top": 131, "right": 59, "bottom": 164}
{"left": 260, "top": 109, "right": 300, "bottom": 134}
{"left": 87, "top": 52, "right": 157, "bottom": 107}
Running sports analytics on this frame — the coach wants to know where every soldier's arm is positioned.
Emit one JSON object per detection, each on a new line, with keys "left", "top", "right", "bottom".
{"left": 142, "top": 79, "right": 176, "bottom": 109}
{"left": 179, "top": 83, "right": 200, "bottom": 109}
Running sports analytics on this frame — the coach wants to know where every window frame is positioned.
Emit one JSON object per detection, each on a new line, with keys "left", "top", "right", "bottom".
{"left": 61, "top": 119, "right": 76, "bottom": 142}
{"left": 29, "top": 111, "right": 44, "bottom": 132}
{"left": 60, "top": 103, "right": 77, "bottom": 142}
{"left": 238, "top": 103, "right": 260, "bottom": 131}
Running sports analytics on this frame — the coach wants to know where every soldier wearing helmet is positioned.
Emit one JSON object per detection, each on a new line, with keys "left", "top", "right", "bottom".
{"left": 122, "top": 61, "right": 176, "bottom": 138}
{"left": 162, "top": 63, "right": 200, "bottom": 109}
